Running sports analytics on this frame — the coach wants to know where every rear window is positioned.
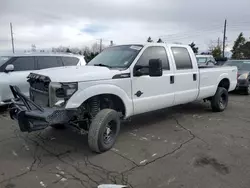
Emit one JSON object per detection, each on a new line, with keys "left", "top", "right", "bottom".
{"left": 37, "top": 56, "right": 63, "bottom": 69}
{"left": 197, "top": 57, "right": 207, "bottom": 64}
{"left": 136, "top": 46, "right": 170, "bottom": 70}
{"left": 171, "top": 47, "right": 193, "bottom": 70}
{"left": 61, "top": 56, "right": 79, "bottom": 66}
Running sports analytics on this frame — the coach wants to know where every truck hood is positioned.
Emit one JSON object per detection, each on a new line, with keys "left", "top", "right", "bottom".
{"left": 33, "top": 66, "right": 122, "bottom": 82}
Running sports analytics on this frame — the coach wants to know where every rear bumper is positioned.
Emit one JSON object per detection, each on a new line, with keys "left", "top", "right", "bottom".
{"left": 9, "top": 86, "right": 75, "bottom": 132}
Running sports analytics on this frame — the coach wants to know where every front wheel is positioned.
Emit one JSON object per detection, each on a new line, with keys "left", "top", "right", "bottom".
{"left": 88, "top": 109, "right": 120, "bottom": 153}
{"left": 211, "top": 87, "right": 228, "bottom": 112}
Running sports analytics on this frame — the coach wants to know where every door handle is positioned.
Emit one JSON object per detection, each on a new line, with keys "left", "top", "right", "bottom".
{"left": 193, "top": 74, "right": 197, "bottom": 81}
{"left": 170, "top": 75, "right": 174, "bottom": 84}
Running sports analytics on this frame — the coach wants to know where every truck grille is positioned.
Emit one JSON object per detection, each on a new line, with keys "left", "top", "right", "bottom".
{"left": 28, "top": 73, "right": 51, "bottom": 107}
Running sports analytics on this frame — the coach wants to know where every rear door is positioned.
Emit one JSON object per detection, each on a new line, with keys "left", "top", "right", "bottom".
{"left": 61, "top": 56, "right": 80, "bottom": 66}
{"left": 131, "top": 45, "right": 175, "bottom": 115}
{"left": 0, "top": 56, "right": 36, "bottom": 100}
{"left": 170, "top": 46, "right": 199, "bottom": 105}
{"left": 36, "top": 56, "right": 63, "bottom": 70}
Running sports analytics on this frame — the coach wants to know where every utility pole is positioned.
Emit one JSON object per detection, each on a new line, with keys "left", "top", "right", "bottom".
{"left": 99, "top": 38, "right": 102, "bottom": 53}
{"left": 222, "top": 19, "right": 227, "bottom": 58}
{"left": 10, "top": 22, "right": 15, "bottom": 54}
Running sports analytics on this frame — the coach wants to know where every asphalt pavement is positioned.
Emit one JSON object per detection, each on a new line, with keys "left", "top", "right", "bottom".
{"left": 1, "top": 94, "right": 250, "bottom": 188}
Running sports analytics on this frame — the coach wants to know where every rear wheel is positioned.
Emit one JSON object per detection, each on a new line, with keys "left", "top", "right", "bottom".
{"left": 88, "top": 109, "right": 120, "bottom": 153}
{"left": 211, "top": 87, "right": 228, "bottom": 112}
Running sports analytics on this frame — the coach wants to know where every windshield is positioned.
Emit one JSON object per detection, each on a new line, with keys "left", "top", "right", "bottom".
{"left": 0, "top": 56, "right": 11, "bottom": 67}
{"left": 224, "top": 60, "right": 250, "bottom": 71}
{"left": 196, "top": 57, "right": 207, "bottom": 64}
{"left": 87, "top": 45, "right": 143, "bottom": 68}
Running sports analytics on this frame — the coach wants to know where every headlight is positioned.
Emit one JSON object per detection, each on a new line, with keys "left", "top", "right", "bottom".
{"left": 238, "top": 73, "right": 248, "bottom": 80}
{"left": 55, "top": 82, "right": 78, "bottom": 99}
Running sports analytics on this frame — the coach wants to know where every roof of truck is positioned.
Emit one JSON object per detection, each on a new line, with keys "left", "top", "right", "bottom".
{"left": 111, "top": 43, "right": 190, "bottom": 48}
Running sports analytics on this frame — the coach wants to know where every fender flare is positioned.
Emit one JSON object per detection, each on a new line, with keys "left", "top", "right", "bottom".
{"left": 217, "top": 73, "right": 230, "bottom": 88}
{"left": 65, "top": 84, "right": 133, "bottom": 118}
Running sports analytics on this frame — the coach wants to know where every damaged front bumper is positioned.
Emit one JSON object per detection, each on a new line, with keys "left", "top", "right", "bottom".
{"left": 9, "top": 85, "right": 75, "bottom": 132}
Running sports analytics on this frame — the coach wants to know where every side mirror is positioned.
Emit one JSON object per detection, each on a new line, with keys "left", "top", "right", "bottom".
{"left": 5, "top": 64, "right": 14, "bottom": 73}
{"left": 149, "top": 59, "right": 162, "bottom": 77}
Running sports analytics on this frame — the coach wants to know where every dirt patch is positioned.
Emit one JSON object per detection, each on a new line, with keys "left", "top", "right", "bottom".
{"left": 194, "top": 156, "right": 230, "bottom": 175}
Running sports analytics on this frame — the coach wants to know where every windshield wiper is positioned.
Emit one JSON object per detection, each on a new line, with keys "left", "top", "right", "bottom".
{"left": 94, "top": 64, "right": 111, "bottom": 68}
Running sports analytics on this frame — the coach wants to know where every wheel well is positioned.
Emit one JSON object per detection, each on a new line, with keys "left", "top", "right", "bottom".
{"left": 85, "top": 94, "right": 126, "bottom": 116}
{"left": 218, "top": 78, "right": 230, "bottom": 91}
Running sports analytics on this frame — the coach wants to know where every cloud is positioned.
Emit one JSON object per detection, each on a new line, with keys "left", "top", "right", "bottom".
{"left": 0, "top": 0, "right": 250, "bottom": 52}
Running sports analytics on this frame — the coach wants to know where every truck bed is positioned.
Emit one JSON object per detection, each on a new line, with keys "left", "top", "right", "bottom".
{"left": 197, "top": 66, "right": 237, "bottom": 100}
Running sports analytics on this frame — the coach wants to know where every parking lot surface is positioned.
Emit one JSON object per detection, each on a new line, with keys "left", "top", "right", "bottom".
{"left": 1, "top": 94, "right": 250, "bottom": 188}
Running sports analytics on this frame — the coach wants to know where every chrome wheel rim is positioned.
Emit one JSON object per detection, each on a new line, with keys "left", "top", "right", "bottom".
{"left": 103, "top": 120, "right": 117, "bottom": 145}
{"left": 219, "top": 93, "right": 227, "bottom": 109}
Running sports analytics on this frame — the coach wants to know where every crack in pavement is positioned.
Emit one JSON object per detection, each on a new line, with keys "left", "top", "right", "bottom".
{"left": 0, "top": 141, "right": 40, "bottom": 184}
{"left": 113, "top": 116, "right": 203, "bottom": 176}
{"left": 172, "top": 115, "right": 209, "bottom": 146}
{"left": 1, "top": 116, "right": 202, "bottom": 187}
{"left": 14, "top": 132, "right": 132, "bottom": 187}
{"left": 121, "top": 135, "right": 195, "bottom": 176}
{"left": 110, "top": 150, "right": 139, "bottom": 168}
{"left": 50, "top": 171, "right": 88, "bottom": 188}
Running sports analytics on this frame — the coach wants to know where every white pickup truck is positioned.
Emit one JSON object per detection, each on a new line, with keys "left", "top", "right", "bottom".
{"left": 9, "top": 43, "right": 237, "bottom": 153}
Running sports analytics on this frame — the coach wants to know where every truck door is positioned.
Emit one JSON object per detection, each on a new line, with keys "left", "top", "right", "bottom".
{"left": 131, "top": 46, "right": 175, "bottom": 115}
{"left": 170, "top": 46, "right": 199, "bottom": 105}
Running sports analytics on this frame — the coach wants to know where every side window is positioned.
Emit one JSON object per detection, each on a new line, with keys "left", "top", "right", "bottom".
{"left": 37, "top": 56, "right": 63, "bottom": 69}
{"left": 7, "top": 57, "right": 35, "bottom": 71}
{"left": 136, "top": 46, "right": 170, "bottom": 74}
{"left": 171, "top": 47, "right": 193, "bottom": 70}
{"left": 61, "top": 57, "right": 79, "bottom": 66}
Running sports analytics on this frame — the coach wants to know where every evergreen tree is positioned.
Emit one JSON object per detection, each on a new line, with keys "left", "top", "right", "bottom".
{"left": 231, "top": 32, "right": 246, "bottom": 59}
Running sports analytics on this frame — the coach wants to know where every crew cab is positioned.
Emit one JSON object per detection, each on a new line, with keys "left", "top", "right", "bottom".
{"left": 9, "top": 43, "right": 237, "bottom": 153}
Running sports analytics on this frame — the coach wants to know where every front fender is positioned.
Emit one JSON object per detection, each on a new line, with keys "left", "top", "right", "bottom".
{"left": 65, "top": 84, "right": 133, "bottom": 118}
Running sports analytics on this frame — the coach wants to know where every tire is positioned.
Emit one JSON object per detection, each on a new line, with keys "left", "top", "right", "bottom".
{"left": 211, "top": 87, "right": 228, "bottom": 112}
{"left": 88, "top": 109, "right": 120, "bottom": 153}
{"left": 50, "top": 124, "right": 65, "bottom": 129}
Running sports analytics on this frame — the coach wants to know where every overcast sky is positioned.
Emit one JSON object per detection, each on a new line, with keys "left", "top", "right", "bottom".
{"left": 1, "top": 0, "right": 250, "bottom": 53}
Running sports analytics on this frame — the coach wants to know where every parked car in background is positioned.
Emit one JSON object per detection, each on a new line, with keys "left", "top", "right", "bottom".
{"left": 196, "top": 55, "right": 216, "bottom": 67}
{"left": 223, "top": 60, "right": 250, "bottom": 94}
{"left": 0, "top": 53, "right": 86, "bottom": 105}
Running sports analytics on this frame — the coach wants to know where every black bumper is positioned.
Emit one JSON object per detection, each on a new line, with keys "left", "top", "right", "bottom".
{"left": 9, "top": 85, "right": 74, "bottom": 132}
